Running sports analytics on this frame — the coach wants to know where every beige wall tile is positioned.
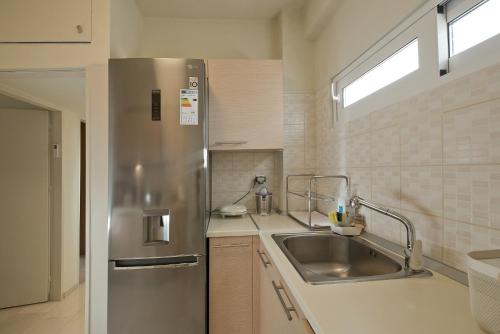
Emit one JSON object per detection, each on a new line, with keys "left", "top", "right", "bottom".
{"left": 401, "top": 210, "right": 443, "bottom": 260}
{"left": 305, "top": 145, "right": 316, "bottom": 170}
{"left": 254, "top": 152, "right": 275, "bottom": 172}
{"left": 369, "top": 208, "right": 403, "bottom": 245}
{"left": 436, "top": 64, "right": 500, "bottom": 112}
{"left": 347, "top": 167, "right": 371, "bottom": 200}
{"left": 348, "top": 114, "right": 371, "bottom": 137}
{"left": 284, "top": 123, "right": 305, "bottom": 147}
{"left": 232, "top": 152, "right": 255, "bottom": 171}
{"left": 490, "top": 166, "right": 500, "bottom": 229}
{"left": 371, "top": 167, "right": 401, "bottom": 208}
{"left": 443, "top": 220, "right": 492, "bottom": 271}
{"left": 284, "top": 145, "right": 305, "bottom": 170}
{"left": 401, "top": 166, "right": 443, "bottom": 216}
{"left": 212, "top": 152, "right": 280, "bottom": 211}
{"left": 443, "top": 165, "right": 489, "bottom": 227}
{"left": 347, "top": 167, "right": 372, "bottom": 223}
{"left": 284, "top": 93, "right": 305, "bottom": 125}
{"left": 347, "top": 132, "right": 371, "bottom": 167}
{"left": 312, "top": 63, "right": 500, "bottom": 272}
{"left": 212, "top": 169, "right": 236, "bottom": 193}
{"left": 211, "top": 152, "right": 233, "bottom": 170}
{"left": 443, "top": 104, "right": 489, "bottom": 165}
{"left": 370, "top": 126, "right": 400, "bottom": 167}
{"left": 400, "top": 105, "right": 443, "bottom": 166}
{"left": 370, "top": 102, "right": 401, "bottom": 131}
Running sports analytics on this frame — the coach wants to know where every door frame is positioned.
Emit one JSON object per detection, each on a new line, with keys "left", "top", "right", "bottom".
{"left": 0, "top": 69, "right": 86, "bottom": 302}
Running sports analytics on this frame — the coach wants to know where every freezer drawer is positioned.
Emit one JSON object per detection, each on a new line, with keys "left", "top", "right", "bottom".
{"left": 108, "top": 255, "right": 206, "bottom": 334}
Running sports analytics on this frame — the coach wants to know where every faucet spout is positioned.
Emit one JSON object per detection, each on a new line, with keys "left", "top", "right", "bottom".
{"left": 348, "top": 195, "right": 420, "bottom": 271}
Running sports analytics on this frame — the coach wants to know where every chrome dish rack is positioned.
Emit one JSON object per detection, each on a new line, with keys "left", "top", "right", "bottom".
{"left": 285, "top": 174, "right": 350, "bottom": 230}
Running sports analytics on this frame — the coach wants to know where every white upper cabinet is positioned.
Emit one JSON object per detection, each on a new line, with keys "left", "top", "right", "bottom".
{"left": 0, "top": 0, "right": 91, "bottom": 42}
{"left": 208, "top": 59, "right": 284, "bottom": 151}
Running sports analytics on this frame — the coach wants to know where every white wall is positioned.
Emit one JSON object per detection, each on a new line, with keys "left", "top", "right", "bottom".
{"left": 304, "top": 0, "right": 342, "bottom": 39}
{"left": 313, "top": 0, "right": 427, "bottom": 87}
{"left": 280, "top": 6, "right": 315, "bottom": 93}
{"left": 141, "top": 17, "right": 281, "bottom": 59}
{"left": 86, "top": 64, "right": 108, "bottom": 334}
{"left": 110, "top": 0, "right": 143, "bottom": 58}
{"left": 0, "top": 2, "right": 109, "bottom": 332}
{"left": 61, "top": 111, "right": 81, "bottom": 295}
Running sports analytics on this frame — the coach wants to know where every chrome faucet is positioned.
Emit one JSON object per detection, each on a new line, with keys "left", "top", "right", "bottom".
{"left": 347, "top": 195, "right": 423, "bottom": 272}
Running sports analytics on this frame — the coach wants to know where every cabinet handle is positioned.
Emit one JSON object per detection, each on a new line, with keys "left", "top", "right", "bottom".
{"left": 214, "top": 141, "right": 248, "bottom": 145}
{"left": 272, "top": 280, "right": 296, "bottom": 321}
{"left": 257, "top": 250, "right": 271, "bottom": 268}
{"left": 212, "top": 243, "right": 250, "bottom": 249}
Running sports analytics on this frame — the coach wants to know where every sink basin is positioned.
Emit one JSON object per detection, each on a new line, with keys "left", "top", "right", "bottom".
{"left": 272, "top": 233, "right": 431, "bottom": 284}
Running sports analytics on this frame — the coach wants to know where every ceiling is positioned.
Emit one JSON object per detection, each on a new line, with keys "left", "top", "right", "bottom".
{"left": 135, "top": 0, "right": 304, "bottom": 19}
{"left": 0, "top": 70, "right": 85, "bottom": 117}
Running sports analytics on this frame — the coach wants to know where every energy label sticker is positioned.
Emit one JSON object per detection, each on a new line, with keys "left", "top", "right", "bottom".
{"left": 180, "top": 89, "right": 198, "bottom": 126}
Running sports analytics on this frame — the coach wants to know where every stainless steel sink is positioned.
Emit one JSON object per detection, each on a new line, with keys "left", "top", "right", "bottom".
{"left": 272, "top": 233, "right": 432, "bottom": 284}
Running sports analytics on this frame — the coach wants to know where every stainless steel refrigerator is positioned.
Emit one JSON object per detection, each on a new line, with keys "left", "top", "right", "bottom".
{"left": 108, "top": 58, "right": 207, "bottom": 334}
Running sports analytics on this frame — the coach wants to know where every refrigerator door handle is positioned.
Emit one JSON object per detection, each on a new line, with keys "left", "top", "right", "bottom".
{"left": 111, "top": 255, "right": 201, "bottom": 271}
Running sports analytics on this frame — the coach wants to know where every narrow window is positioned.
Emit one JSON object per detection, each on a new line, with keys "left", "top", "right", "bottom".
{"left": 343, "top": 39, "right": 419, "bottom": 108}
{"left": 449, "top": 0, "right": 500, "bottom": 56}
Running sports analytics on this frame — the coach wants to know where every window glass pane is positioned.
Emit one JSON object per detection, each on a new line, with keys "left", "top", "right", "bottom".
{"left": 449, "top": 0, "right": 500, "bottom": 56}
{"left": 343, "top": 39, "right": 419, "bottom": 108}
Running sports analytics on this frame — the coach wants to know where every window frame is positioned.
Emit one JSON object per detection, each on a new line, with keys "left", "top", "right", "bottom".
{"left": 329, "top": 0, "right": 500, "bottom": 124}
{"left": 445, "top": 0, "right": 500, "bottom": 72}
{"left": 333, "top": 10, "right": 438, "bottom": 122}
{"left": 341, "top": 38, "right": 420, "bottom": 108}
{"left": 447, "top": 0, "right": 500, "bottom": 57}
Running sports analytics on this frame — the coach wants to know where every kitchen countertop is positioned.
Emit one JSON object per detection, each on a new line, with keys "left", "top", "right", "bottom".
{"left": 206, "top": 215, "right": 258, "bottom": 237}
{"left": 207, "top": 213, "right": 484, "bottom": 334}
{"left": 251, "top": 213, "right": 308, "bottom": 233}
{"left": 206, "top": 212, "right": 307, "bottom": 237}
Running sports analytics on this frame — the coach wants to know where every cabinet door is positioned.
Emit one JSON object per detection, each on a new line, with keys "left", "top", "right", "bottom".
{"left": 258, "top": 245, "right": 314, "bottom": 334}
{"left": 210, "top": 237, "right": 253, "bottom": 334}
{"left": 208, "top": 59, "right": 284, "bottom": 150}
{"left": 252, "top": 236, "right": 261, "bottom": 334}
{"left": 0, "top": 0, "right": 91, "bottom": 42}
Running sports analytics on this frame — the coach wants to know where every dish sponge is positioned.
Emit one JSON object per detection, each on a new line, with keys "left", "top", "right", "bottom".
{"left": 328, "top": 211, "right": 347, "bottom": 225}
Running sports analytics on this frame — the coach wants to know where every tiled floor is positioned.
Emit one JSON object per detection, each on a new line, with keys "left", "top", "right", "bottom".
{"left": 0, "top": 284, "right": 85, "bottom": 334}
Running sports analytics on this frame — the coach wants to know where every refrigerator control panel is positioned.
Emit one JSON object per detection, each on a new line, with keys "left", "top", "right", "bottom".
{"left": 151, "top": 89, "right": 161, "bottom": 121}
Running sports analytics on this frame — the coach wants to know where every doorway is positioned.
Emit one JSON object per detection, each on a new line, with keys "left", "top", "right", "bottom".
{"left": 0, "top": 69, "right": 87, "bottom": 334}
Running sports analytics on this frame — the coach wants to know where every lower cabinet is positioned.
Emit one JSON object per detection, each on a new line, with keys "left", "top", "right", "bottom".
{"left": 209, "top": 236, "right": 254, "bottom": 334}
{"left": 256, "top": 241, "right": 315, "bottom": 334}
{"left": 209, "top": 236, "right": 314, "bottom": 334}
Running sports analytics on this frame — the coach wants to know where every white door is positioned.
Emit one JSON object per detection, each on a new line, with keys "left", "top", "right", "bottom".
{"left": 0, "top": 108, "right": 50, "bottom": 309}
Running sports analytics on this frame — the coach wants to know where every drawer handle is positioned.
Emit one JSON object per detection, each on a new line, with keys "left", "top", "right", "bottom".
{"left": 257, "top": 250, "right": 271, "bottom": 268}
{"left": 272, "top": 280, "right": 296, "bottom": 321}
{"left": 214, "top": 141, "right": 248, "bottom": 145}
{"left": 212, "top": 243, "right": 250, "bottom": 249}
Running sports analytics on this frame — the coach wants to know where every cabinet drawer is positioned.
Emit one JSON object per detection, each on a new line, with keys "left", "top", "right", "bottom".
{"left": 210, "top": 236, "right": 252, "bottom": 248}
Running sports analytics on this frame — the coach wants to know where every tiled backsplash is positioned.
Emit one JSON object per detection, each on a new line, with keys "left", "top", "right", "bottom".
{"left": 315, "top": 63, "right": 500, "bottom": 271}
{"left": 282, "top": 93, "right": 316, "bottom": 211}
{"left": 210, "top": 151, "right": 281, "bottom": 212}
